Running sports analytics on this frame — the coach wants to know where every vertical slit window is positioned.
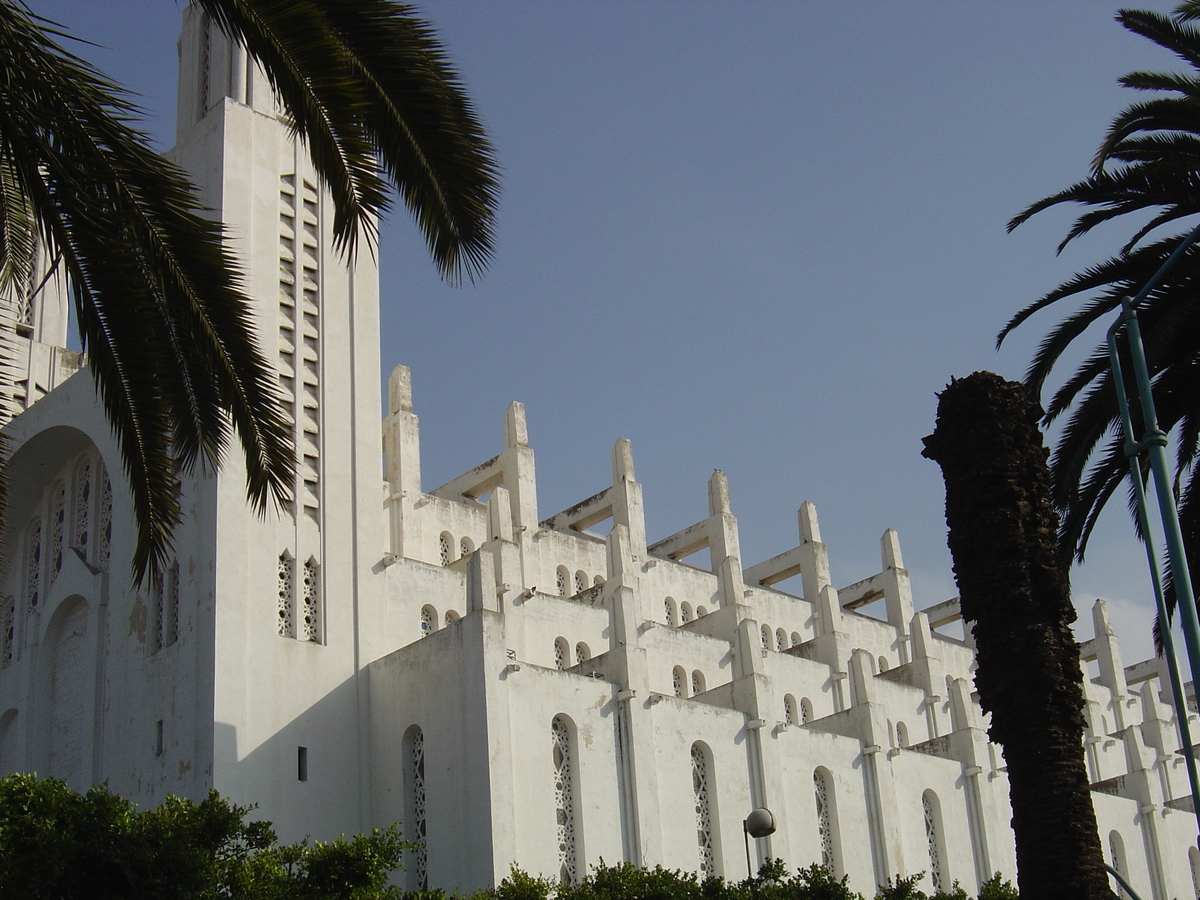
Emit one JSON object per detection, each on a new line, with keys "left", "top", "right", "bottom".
{"left": 25, "top": 519, "right": 41, "bottom": 614}
{"left": 0, "top": 595, "right": 14, "bottom": 668}
{"left": 98, "top": 470, "right": 112, "bottom": 570}
{"left": 409, "top": 728, "right": 427, "bottom": 890}
{"left": 49, "top": 484, "right": 65, "bottom": 581}
{"left": 73, "top": 458, "right": 92, "bottom": 557}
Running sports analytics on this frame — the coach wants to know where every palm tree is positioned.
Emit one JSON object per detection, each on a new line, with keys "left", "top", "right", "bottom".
{"left": 923, "top": 372, "right": 1110, "bottom": 900}
{"left": 0, "top": 0, "right": 498, "bottom": 583}
{"left": 1003, "top": 3, "right": 1200, "bottom": 631}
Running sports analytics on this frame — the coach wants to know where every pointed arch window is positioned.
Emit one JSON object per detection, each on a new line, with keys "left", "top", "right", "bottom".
{"left": 25, "top": 519, "right": 41, "bottom": 615}
{"left": 73, "top": 457, "right": 92, "bottom": 558}
{"left": 552, "top": 716, "right": 578, "bottom": 884}
{"left": 692, "top": 743, "right": 715, "bottom": 876}
{"left": 277, "top": 552, "right": 295, "bottom": 637}
{"left": 98, "top": 468, "right": 113, "bottom": 570}
{"left": 49, "top": 483, "right": 66, "bottom": 581}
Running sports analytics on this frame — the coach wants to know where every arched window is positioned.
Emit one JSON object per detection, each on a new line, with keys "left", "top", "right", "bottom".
{"left": 897, "top": 722, "right": 909, "bottom": 748}
{"left": 420, "top": 605, "right": 436, "bottom": 636}
{"left": 301, "top": 558, "right": 320, "bottom": 643}
{"left": 923, "top": 790, "right": 946, "bottom": 893}
{"left": 403, "top": 726, "right": 427, "bottom": 891}
{"left": 575, "top": 642, "right": 590, "bottom": 666}
{"left": 459, "top": 536, "right": 474, "bottom": 558}
{"left": 25, "top": 519, "right": 42, "bottom": 615}
{"left": 438, "top": 532, "right": 452, "bottom": 566}
{"left": 696, "top": 606, "right": 708, "bottom": 617}
{"left": 1109, "top": 831, "right": 1129, "bottom": 899}
{"left": 800, "top": 697, "right": 813, "bottom": 724}
{"left": 878, "top": 656, "right": 889, "bottom": 672}
{"left": 552, "top": 716, "right": 578, "bottom": 884}
{"left": 1188, "top": 845, "right": 1200, "bottom": 900}
{"left": 554, "top": 637, "right": 569, "bottom": 670}
{"left": 791, "top": 632, "right": 802, "bottom": 647}
{"left": 277, "top": 552, "right": 295, "bottom": 638}
{"left": 665, "top": 598, "right": 677, "bottom": 626}
{"left": 574, "top": 571, "right": 587, "bottom": 594}
{"left": 691, "top": 670, "right": 705, "bottom": 696}
{"left": 692, "top": 743, "right": 715, "bottom": 876}
{"left": 761, "top": 624, "right": 772, "bottom": 649}
{"left": 73, "top": 457, "right": 92, "bottom": 558}
{"left": 776, "top": 628, "right": 787, "bottom": 652}
{"left": 784, "top": 694, "right": 798, "bottom": 726}
{"left": 681, "top": 602, "right": 693, "bottom": 623}
{"left": 814, "top": 768, "right": 837, "bottom": 873}
{"left": 673, "top": 666, "right": 687, "bottom": 698}
{"left": 557, "top": 566, "right": 570, "bottom": 597}
{"left": 444, "top": 610, "right": 460, "bottom": 626}
{"left": 593, "top": 575, "right": 605, "bottom": 586}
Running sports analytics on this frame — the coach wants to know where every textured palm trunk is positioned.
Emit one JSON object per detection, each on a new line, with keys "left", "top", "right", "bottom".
{"left": 922, "top": 372, "right": 1110, "bottom": 900}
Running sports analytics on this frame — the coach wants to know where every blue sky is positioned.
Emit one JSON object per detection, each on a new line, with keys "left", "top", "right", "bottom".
{"left": 35, "top": 0, "right": 1186, "bottom": 661}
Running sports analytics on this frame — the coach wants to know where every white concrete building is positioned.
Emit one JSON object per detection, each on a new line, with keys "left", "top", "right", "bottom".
{"left": 0, "top": 7, "right": 1198, "bottom": 898}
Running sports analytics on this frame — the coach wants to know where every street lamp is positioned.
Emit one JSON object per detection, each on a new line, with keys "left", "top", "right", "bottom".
{"left": 743, "top": 807, "right": 776, "bottom": 878}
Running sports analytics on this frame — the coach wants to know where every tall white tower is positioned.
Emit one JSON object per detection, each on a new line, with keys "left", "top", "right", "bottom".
{"left": 163, "top": 5, "right": 385, "bottom": 837}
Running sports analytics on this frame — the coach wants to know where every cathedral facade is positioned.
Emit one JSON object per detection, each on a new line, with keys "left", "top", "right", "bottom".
{"left": 0, "top": 7, "right": 1197, "bottom": 898}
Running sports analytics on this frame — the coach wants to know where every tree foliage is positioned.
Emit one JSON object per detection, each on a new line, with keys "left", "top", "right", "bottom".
{"left": 0, "top": 0, "right": 498, "bottom": 585}
{"left": 1001, "top": 2, "right": 1200, "bottom": 634}
{"left": 0, "top": 773, "right": 406, "bottom": 899}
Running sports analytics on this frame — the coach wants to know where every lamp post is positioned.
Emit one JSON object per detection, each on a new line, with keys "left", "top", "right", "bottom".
{"left": 743, "top": 807, "right": 776, "bottom": 879}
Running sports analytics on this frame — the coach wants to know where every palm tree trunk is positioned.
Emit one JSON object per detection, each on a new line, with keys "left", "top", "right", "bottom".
{"left": 922, "top": 371, "right": 1110, "bottom": 900}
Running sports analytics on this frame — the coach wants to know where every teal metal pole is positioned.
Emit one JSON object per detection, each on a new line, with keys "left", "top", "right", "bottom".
{"left": 1107, "top": 322, "right": 1200, "bottom": 821}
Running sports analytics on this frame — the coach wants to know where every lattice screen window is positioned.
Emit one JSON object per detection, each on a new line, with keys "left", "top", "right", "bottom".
{"left": 420, "top": 606, "right": 434, "bottom": 636}
{"left": 665, "top": 599, "right": 676, "bottom": 626}
{"left": 1189, "top": 846, "right": 1200, "bottom": 900}
{"left": 681, "top": 603, "right": 692, "bottom": 624}
{"left": 277, "top": 553, "right": 295, "bottom": 638}
{"left": 439, "top": 533, "right": 451, "bottom": 566}
{"left": 151, "top": 572, "right": 165, "bottom": 654}
{"left": 574, "top": 571, "right": 586, "bottom": 594}
{"left": 691, "top": 670, "right": 705, "bottom": 696}
{"left": 760, "top": 624, "right": 772, "bottom": 649}
{"left": 554, "top": 638, "right": 568, "bottom": 670}
{"left": 459, "top": 537, "right": 473, "bottom": 558}
{"left": 25, "top": 519, "right": 41, "bottom": 614}
{"left": 301, "top": 559, "right": 320, "bottom": 643}
{"left": 801, "top": 698, "right": 813, "bottom": 724}
{"left": 556, "top": 567, "right": 569, "bottom": 597}
{"left": 98, "top": 469, "right": 112, "bottom": 571}
{"left": 776, "top": 629, "right": 787, "bottom": 652}
{"left": 815, "top": 770, "right": 833, "bottom": 870}
{"left": 923, "top": 792, "right": 943, "bottom": 892}
{"left": 165, "top": 562, "right": 180, "bottom": 647}
{"left": 673, "top": 667, "right": 685, "bottom": 698}
{"left": 575, "top": 643, "right": 589, "bottom": 666}
{"left": 49, "top": 484, "right": 65, "bottom": 582}
{"left": 0, "top": 595, "right": 14, "bottom": 668}
{"left": 692, "top": 744, "right": 714, "bottom": 876}
{"left": 411, "top": 729, "right": 428, "bottom": 890}
{"left": 784, "top": 696, "right": 797, "bottom": 726}
{"left": 552, "top": 717, "right": 577, "bottom": 884}
{"left": 73, "top": 458, "right": 92, "bottom": 558}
